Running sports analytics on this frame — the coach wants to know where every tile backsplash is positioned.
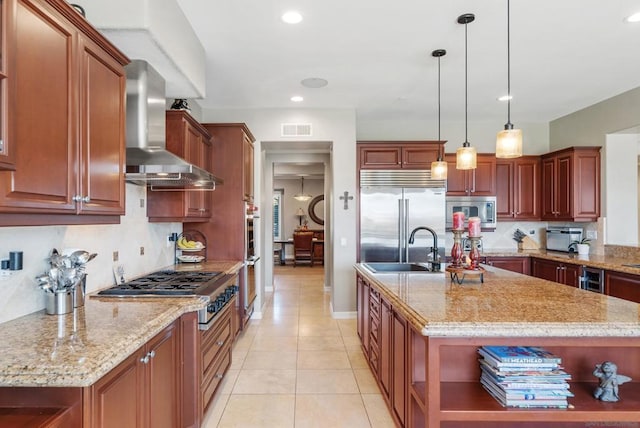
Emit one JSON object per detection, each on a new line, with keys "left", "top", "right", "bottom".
{"left": 0, "top": 184, "right": 180, "bottom": 324}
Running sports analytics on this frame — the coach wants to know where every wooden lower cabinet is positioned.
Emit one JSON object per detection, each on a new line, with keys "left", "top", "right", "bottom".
{"left": 484, "top": 256, "right": 530, "bottom": 275}
{"left": 531, "top": 257, "right": 581, "bottom": 287}
{"left": 605, "top": 270, "right": 640, "bottom": 304}
{"left": 359, "top": 273, "right": 407, "bottom": 427}
{"left": 201, "top": 298, "right": 234, "bottom": 412}
{"left": 409, "top": 334, "right": 640, "bottom": 427}
{"left": 88, "top": 321, "right": 180, "bottom": 428}
{"left": 357, "top": 275, "right": 371, "bottom": 354}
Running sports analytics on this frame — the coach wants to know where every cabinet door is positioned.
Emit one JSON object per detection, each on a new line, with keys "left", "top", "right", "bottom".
{"left": 243, "top": 132, "right": 254, "bottom": 202}
{"left": 90, "top": 349, "right": 145, "bottom": 428}
{"left": 531, "top": 258, "right": 560, "bottom": 283}
{"left": 513, "top": 157, "right": 540, "bottom": 220}
{"left": 563, "top": 263, "right": 582, "bottom": 288}
{"left": 470, "top": 155, "right": 496, "bottom": 195}
{"left": 147, "top": 322, "right": 180, "bottom": 428}
{"left": 78, "top": 35, "right": 126, "bottom": 215}
{"left": 541, "top": 157, "right": 556, "bottom": 219}
{"left": 555, "top": 154, "right": 573, "bottom": 220}
{"left": 359, "top": 146, "right": 402, "bottom": 169}
{"left": 605, "top": 270, "right": 640, "bottom": 303}
{"left": 485, "top": 256, "right": 530, "bottom": 275}
{"left": 444, "top": 153, "right": 468, "bottom": 195}
{"left": 185, "top": 124, "right": 208, "bottom": 217}
{"left": 495, "top": 161, "right": 513, "bottom": 219}
{"left": 392, "top": 310, "right": 406, "bottom": 427}
{"left": 357, "top": 276, "right": 370, "bottom": 354}
{"left": 0, "top": 0, "right": 77, "bottom": 213}
{"left": 401, "top": 145, "right": 440, "bottom": 169}
{"left": 0, "top": 0, "right": 12, "bottom": 170}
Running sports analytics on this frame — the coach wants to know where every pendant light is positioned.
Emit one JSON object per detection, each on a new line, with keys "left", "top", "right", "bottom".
{"left": 430, "top": 49, "right": 448, "bottom": 180}
{"left": 293, "top": 176, "right": 312, "bottom": 201}
{"left": 456, "top": 13, "right": 477, "bottom": 170}
{"left": 496, "top": 0, "right": 523, "bottom": 158}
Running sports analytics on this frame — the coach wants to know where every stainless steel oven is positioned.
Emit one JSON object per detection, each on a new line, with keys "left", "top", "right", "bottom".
{"left": 243, "top": 204, "right": 258, "bottom": 319}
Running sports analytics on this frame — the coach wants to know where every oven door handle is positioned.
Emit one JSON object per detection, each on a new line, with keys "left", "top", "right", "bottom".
{"left": 245, "top": 256, "right": 260, "bottom": 266}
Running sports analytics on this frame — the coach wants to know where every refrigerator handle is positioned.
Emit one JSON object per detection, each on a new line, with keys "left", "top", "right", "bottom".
{"left": 398, "top": 199, "right": 404, "bottom": 262}
{"left": 404, "top": 199, "right": 410, "bottom": 262}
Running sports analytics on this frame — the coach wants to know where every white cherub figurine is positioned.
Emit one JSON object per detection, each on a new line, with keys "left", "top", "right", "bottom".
{"left": 593, "top": 361, "right": 632, "bottom": 402}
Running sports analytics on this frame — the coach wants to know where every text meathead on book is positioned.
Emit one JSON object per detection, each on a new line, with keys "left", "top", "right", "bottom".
{"left": 478, "top": 346, "right": 572, "bottom": 409}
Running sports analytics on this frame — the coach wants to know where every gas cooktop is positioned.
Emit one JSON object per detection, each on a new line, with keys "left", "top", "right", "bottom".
{"left": 97, "top": 270, "right": 224, "bottom": 296}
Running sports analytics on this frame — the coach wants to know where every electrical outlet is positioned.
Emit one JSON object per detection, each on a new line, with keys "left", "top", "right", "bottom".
{"left": 112, "top": 251, "right": 119, "bottom": 262}
{"left": 586, "top": 230, "right": 597, "bottom": 239}
{"left": 529, "top": 230, "right": 535, "bottom": 235}
{"left": 139, "top": 198, "right": 145, "bottom": 208}
{"left": 140, "top": 246, "right": 145, "bottom": 256}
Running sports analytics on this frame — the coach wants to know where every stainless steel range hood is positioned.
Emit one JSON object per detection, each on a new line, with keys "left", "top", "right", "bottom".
{"left": 125, "top": 60, "right": 222, "bottom": 189}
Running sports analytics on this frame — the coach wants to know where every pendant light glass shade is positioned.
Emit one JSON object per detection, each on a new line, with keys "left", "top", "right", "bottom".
{"left": 293, "top": 177, "right": 312, "bottom": 201}
{"left": 496, "top": 0, "right": 523, "bottom": 158}
{"left": 430, "top": 160, "right": 448, "bottom": 179}
{"left": 456, "top": 143, "right": 477, "bottom": 170}
{"left": 430, "top": 48, "right": 448, "bottom": 180}
{"left": 456, "top": 13, "right": 477, "bottom": 170}
{"left": 496, "top": 126, "right": 523, "bottom": 158}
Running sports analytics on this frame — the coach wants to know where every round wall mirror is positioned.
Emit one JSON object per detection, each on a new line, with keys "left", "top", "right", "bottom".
{"left": 308, "top": 195, "right": 324, "bottom": 225}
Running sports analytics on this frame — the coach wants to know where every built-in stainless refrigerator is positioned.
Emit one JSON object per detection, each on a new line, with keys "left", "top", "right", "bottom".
{"left": 359, "top": 170, "right": 446, "bottom": 263}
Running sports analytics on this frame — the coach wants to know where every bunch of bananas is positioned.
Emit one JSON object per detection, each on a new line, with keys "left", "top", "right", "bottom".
{"left": 177, "top": 236, "right": 203, "bottom": 249}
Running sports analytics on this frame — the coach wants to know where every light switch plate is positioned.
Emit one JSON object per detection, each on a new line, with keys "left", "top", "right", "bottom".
{"left": 586, "top": 230, "right": 597, "bottom": 239}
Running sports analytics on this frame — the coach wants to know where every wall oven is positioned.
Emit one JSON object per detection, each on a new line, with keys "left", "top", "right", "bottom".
{"left": 244, "top": 205, "right": 258, "bottom": 320}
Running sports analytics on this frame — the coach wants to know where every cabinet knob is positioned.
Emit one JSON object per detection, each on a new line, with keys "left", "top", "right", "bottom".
{"left": 216, "top": 340, "right": 225, "bottom": 346}
{"left": 148, "top": 350, "right": 156, "bottom": 359}
{"left": 72, "top": 195, "right": 82, "bottom": 202}
{"left": 215, "top": 373, "right": 224, "bottom": 379}
{"left": 82, "top": 196, "right": 91, "bottom": 203}
{"left": 140, "top": 355, "right": 150, "bottom": 364}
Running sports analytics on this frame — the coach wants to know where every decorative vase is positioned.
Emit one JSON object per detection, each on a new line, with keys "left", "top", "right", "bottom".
{"left": 577, "top": 244, "right": 589, "bottom": 255}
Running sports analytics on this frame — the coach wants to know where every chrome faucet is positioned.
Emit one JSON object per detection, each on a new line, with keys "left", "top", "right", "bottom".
{"left": 408, "top": 226, "right": 440, "bottom": 271}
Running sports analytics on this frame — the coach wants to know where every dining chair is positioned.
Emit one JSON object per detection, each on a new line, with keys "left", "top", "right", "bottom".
{"left": 293, "top": 232, "right": 314, "bottom": 267}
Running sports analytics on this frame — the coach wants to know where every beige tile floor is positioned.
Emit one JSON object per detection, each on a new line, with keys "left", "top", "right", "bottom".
{"left": 201, "top": 265, "right": 396, "bottom": 427}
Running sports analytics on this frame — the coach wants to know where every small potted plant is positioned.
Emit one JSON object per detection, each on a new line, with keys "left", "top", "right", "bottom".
{"left": 570, "top": 238, "right": 590, "bottom": 255}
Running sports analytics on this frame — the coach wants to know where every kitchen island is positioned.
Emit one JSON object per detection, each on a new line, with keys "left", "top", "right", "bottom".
{"left": 355, "top": 263, "right": 640, "bottom": 427}
{"left": 0, "top": 260, "right": 242, "bottom": 427}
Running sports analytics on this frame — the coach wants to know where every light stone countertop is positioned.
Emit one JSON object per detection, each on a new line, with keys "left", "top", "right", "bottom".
{"left": 355, "top": 264, "right": 640, "bottom": 338}
{"left": 476, "top": 248, "right": 640, "bottom": 275}
{"left": 0, "top": 260, "right": 243, "bottom": 388}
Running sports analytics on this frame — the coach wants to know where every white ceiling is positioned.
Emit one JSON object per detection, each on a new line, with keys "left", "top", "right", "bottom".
{"left": 176, "top": 0, "right": 640, "bottom": 126}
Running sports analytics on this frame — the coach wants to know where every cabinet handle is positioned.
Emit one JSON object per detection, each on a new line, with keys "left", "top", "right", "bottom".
{"left": 217, "top": 340, "right": 225, "bottom": 346}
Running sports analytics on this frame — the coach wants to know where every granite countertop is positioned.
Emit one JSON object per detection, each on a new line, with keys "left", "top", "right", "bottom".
{"left": 0, "top": 260, "right": 243, "bottom": 388}
{"left": 355, "top": 264, "right": 640, "bottom": 338}
{"left": 476, "top": 248, "right": 640, "bottom": 275}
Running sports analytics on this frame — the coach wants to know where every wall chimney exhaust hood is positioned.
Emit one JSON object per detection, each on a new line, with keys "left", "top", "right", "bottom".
{"left": 125, "top": 60, "right": 222, "bottom": 189}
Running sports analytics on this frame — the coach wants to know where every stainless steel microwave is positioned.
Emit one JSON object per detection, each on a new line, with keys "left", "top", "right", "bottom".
{"left": 445, "top": 196, "right": 497, "bottom": 229}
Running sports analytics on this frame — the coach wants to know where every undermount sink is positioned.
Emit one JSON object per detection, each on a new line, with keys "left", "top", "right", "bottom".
{"left": 362, "top": 262, "right": 439, "bottom": 273}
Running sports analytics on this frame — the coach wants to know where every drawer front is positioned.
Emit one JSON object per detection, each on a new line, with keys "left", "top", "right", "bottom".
{"left": 370, "top": 287, "right": 380, "bottom": 304}
{"left": 370, "top": 316, "right": 380, "bottom": 344}
{"left": 201, "top": 349, "right": 231, "bottom": 411}
{"left": 201, "top": 314, "right": 232, "bottom": 376}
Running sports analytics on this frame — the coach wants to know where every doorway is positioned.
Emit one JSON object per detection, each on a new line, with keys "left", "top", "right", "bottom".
{"left": 260, "top": 142, "right": 332, "bottom": 313}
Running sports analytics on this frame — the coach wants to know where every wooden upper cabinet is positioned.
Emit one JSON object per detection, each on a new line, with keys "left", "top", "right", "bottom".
{"left": 147, "top": 111, "right": 213, "bottom": 222}
{"left": 0, "top": 0, "right": 128, "bottom": 224}
{"left": 541, "top": 146, "right": 600, "bottom": 221}
{"left": 0, "top": 0, "right": 12, "bottom": 170}
{"left": 358, "top": 141, "right": 444, "bottom": 170}
{"left": 496, "top": 156, "right": 540, "bottom": 221}
{"left": 445, "top": 153, "right": 496, "bottom": 196}
{"left": 243, "top": 132, "right": 254, "bottom": 202}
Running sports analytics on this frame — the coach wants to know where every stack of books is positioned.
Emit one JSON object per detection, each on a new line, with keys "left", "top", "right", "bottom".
{"left": 478, "top": 346, "right": 573, "bottom": 408}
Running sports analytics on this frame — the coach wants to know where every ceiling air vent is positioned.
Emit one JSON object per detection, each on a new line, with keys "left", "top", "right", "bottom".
{"left": 281, "top": 123, "right": 312, "bottom": 137}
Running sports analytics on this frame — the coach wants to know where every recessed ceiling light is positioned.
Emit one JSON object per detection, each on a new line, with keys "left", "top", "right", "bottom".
{"left": 301, "top": 77, "right": 328, "bottom": 88}
{"left": 625, "top": 12, "right": 640, "bottom": 23}
{"left": 282, "top": 11, "right": 303, "bottom": 24}
{"left": 291, "top": 96, "right": 304, "bottom": 102}
{"left": 498, "top": 95, "right": 513, "bottom": 102}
